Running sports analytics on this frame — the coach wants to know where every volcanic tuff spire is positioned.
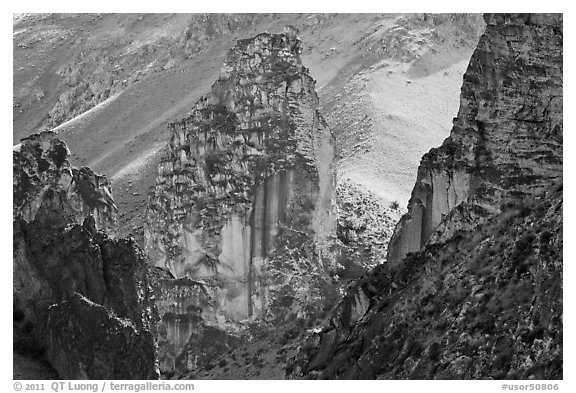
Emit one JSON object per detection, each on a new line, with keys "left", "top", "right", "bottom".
{"left": 387, "top": 13, "right": 563, "bottom": 265}
{"left": 145, "top": 30, "right": 336, "bottom": 321}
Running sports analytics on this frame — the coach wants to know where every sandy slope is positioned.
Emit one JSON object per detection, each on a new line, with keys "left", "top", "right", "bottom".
{"left": 317, "top": 15, "right": 482, "bottom": 209}
{"left": 336, "top": 59, "right": 470, "bottom": 207}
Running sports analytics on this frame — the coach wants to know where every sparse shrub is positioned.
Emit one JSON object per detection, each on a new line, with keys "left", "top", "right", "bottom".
{"left": 540, "top": 230, "right": 552, "bottom": 244}
{"left": 390, "top": 201, "right": 401, "bottom": 210}
{"left": 277, "top": 353, "right": 287, "bottom": 363}
{"left": 428, "top": 342, "right": 441, "bottom": 360}
{"left": 510, "top": 232, "right": 536, "bottom": 275}
{"left": 519, "top": 205, "right": 532, "bottom": 217}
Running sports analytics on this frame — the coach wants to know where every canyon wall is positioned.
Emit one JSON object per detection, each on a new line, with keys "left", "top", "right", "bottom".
{"left": 290, "top": 184, "right": 563, "bottom": 379}
{"left": 387, "top": 13, "right": 562, "bottom": 265}
{"left": 289, "top": 13, "right": 563, "bottom": 380}
{"left": 145, "top": 29, "right": 337, "bottom": 372}
{"left": 13, "top": 132, "right": 158, "bottom": 379}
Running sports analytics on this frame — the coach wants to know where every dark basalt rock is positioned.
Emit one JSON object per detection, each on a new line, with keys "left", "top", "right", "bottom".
{"left": 290, "top": 185, "right": 563, "bottom": 379}
{"left": 46, "top": 293, "right": 158, "bottom": 380}
{"left": 290, "top": 13, "right": 563, "bottom": 380}
{"left": 13, "top": 131, "right": 117, "bottom": 233}
{"left": 13, "top": 133, "right": 159, "bottom": 380}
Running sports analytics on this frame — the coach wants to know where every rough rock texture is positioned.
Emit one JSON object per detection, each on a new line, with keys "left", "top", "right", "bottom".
{"left": 387, "top": 13, "right": 562, "bottom": 265}
{"left": 13, "top": 133, "right": 159, "bottom": 379}
{"left": 290, "top": 184, "right": 562, "bottom": 379}
{"left": 46, "top": 293, "right": 157, "bottom": 380}
{"left": 144, "top": 29, "right": 337, "bottom": 372}
{"left": 289, "top": 13, "right": 562, "bottom": 380}
{"left": 336, "top": 179, "right": 399, "bottom": 271}
{"left": 151, "top": 274, "right": 234, "bottom": 372}
{"left": 14, "top": 131, "right": 117, "bottom": 233}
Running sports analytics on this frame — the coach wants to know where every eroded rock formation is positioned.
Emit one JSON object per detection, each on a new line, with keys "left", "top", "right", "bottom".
{"left": 290, "top": 184, "right": 563, "bottom": 379}
{"left": 145, "top": 28, "right": 337, "bottom": 373}
{"left": 13, "top": 131, "right": 117, "bottom": 233}
{"left": 289, "top": 13, "right": 563, "bottom": 380}
{"left": 13, "top": 132, "right": 158, "bottom": 379}
{"left": 387, "top": 13, "right": 562, "bottom": 265}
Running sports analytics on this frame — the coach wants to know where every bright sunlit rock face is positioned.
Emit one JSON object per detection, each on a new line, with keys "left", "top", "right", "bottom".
{"left": 144, "top": 30, "right": 337, "bottom": 372}
{"left": 145, "top": 31, "right": 337, "bottom": 321}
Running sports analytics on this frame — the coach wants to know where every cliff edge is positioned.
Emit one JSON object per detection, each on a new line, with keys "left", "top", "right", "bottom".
{"left": 288, "top": 13, "right": 563, "bottom": 380}
{"left": 387, "top": 13, "right": 562, "bottom": 265}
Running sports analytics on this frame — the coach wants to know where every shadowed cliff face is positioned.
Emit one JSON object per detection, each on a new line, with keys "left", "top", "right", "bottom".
{"left": 387, "top": 13, "right": 562, "bottom": 265}
{"left": 13, "top": 133, "right": 159, "bottom": 379}
{"left": 288, "top": 13, "right": 563, "bottom": 380}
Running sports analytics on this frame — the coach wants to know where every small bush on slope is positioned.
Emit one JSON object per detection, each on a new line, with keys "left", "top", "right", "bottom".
{"left": 289, "top": 184, "right": 562, "bottom": 379}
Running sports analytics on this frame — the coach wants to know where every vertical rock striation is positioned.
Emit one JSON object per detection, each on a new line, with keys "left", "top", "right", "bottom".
{"left": 289, "top": 13, "right": 562, "bottom": 380}
{"left": 145, "top": 29, "right": 336, "bottom": 319}
{"left": 387, "top": 14, "right": 562, "bottom": 265}
{"left": 13, "top": 132, "right": 159, "bottom": 379}
{"left": 145, "top": 29, "right": 337, "bottom": 372}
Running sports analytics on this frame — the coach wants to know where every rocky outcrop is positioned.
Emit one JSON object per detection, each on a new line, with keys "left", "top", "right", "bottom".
{"left": 337, "top": 179, "right": 399, "bottom": 271}
{"left": 151, "top": 275, "right": 231, "bottom": 372}
{"left": 145, "top": 28, "right": 337, "bottom": 373}
{"left": 13, "top": 133, "right": 158, "bottom": 379}
{"left": 45, "top": 293, "right": 157, "bottom": 380}
{"left": 289, "top": 13, "right": 562, "bottom": 380}
{"left": 290, "top": 184, "right": 563, "bottom": 379}
{"left": 13, "top": 131, "right": 117, "bottom": 233}
{"left": 387, "top": 13, "right": 562, "bottom": 265}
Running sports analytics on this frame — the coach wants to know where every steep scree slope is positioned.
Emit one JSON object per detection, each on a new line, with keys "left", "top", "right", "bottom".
{"left": 13, "top": 14, "right": 483, "bottom": 247}
{"left": 321, "top": 14, "right": 485, "bottom": 207}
